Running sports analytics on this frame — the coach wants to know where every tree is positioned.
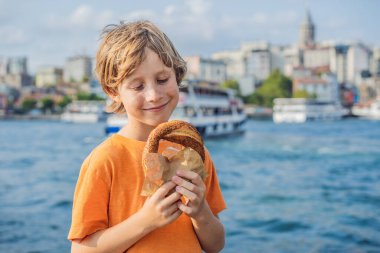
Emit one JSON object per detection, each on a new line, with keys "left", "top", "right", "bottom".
{"left": 252, "top": 69, "right": 292, "bottom": 107}
{"left": 220, "top": 80, "right": 241, "bottom": 97}
{"left": 58, "top": 95, "right": 72, "bottom": 109}
{"left": 41, "top": 97, "right": 55, "bottom": 112}
{"left": 21, "top": 98, "right": 37, "bottom": 112}
{"left": 77, "top": 92, "right": 105, "bottom": 101}
{"left": 293, "top": 90, "right": 316, "bottom": 99}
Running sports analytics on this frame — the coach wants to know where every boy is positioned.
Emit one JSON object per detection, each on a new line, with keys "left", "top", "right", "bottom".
{"left": 68, "top": 20, "right": 226, "bottom": 253}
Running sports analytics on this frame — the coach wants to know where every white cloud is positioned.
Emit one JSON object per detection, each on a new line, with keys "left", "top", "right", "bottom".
{"left": 164, "top": 5, "right": 176, "bottom": 16}
{"left": 0, "top": 25, "right": 27, "bottom": 45}
{"left": 252, "top": 13, "right": 268, "bottom": 24}
{"left": 70, "top": 5, "right": 93, "bottom": 27}
{"left": 43, "top": 4, "right": 115, "bottom": 31}
{"left": 185, "top": 0, "right": 211, "bottom": 16}
{"left": 124, "top": 9, "right": 156, "bottom": 21}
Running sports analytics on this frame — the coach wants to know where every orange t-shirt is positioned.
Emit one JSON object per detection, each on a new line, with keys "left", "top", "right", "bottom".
{"left": 68, "top": 133, "right": 226, "bottom": 252}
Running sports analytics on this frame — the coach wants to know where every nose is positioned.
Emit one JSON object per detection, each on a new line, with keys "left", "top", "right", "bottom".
{"left": 145, "top": 84, "right": 163, "bottom": 102}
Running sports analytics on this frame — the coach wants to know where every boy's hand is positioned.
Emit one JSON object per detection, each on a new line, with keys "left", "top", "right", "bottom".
{"left": 140, "top": 181, "right": 182, "bottom": 229}
{"left": 171, "top": 170, "right": 206, "bottom": 219}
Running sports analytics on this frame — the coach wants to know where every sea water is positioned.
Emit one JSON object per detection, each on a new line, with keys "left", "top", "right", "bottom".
{"left": 0, "top": 119, "right": 379, "bottom": 252}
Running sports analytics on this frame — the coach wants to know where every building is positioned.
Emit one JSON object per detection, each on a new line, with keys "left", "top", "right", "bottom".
{"left": 293, "top": 73, "right": 340, "bottom": 102}
{"left": 329, "top": 44, "right": 350, "bottom": 83}
{"left": 283, "top": 45, "right": 302, "bottom": 77}
{"left": 347, "top": 43, "right": 371, "bottom": 85}
{"left": 35, "top": 66, "right": 63, "bottom": 88}
{"left": 7, "top": 57, "right": 28, "bottom": 75}
{"left": 212, "top": 41, "right": 281, "bottom": 95}
{"left": 299, "top": 10, "right": 316, "bottom": 49}
{"left": 0, "top": 56, "right": 32, "bottom": 88}
{"left": 371, "top": 48, "right": 380, "bottom": 75}
{"left": 303, "top": 46, "right": 330, "bottom": 69}
{"left": 184, "top": 56, "right": 226, "bottom": 83}
{"left": 63, "top": 55, "right": 92, "bottom": 83}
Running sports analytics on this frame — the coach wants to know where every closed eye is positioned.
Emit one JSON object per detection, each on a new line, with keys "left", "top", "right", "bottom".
{"left": 130, "top": 84, "right": 144, "bottom": 91}
{"left": 157, "top": 78, "right": 169, "bottom": 84}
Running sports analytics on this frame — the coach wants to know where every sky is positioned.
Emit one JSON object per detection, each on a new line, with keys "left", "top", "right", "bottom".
{"left": 0, "top": 0, "right": 379, "bottom": 74}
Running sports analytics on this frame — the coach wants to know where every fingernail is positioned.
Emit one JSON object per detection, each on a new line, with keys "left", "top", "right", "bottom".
{"left": 176, "top": 186, "right": 181, "bottom": 192}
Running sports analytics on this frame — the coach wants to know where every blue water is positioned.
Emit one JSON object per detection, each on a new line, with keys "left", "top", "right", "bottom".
{"left": 0, "top": 119, "right": 380, "bottom": 253}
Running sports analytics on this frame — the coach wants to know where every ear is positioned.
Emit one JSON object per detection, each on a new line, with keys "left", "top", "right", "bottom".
{"left": 109, "top": 93, "right": 121, "bottom": 103}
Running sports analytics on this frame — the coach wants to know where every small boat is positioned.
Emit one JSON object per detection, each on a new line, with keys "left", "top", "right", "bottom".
{"left": 105, "top": 80, "right": 247, "bottom": 137}
{"left": 273, "top": 98, "right": 348, "bottom": 123}
{"left": 105, "top": 114, "right": 128, "bottom": 134}
{"left": 352, "top": 99, "right": 380, "bottom": 120}
{"left": 61, "top": 101, "right": 107, "bottom": 123}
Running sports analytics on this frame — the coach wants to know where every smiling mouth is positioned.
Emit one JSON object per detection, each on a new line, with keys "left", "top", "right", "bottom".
{"left": 143, "top": 101, "right": 170, "bottom": 111}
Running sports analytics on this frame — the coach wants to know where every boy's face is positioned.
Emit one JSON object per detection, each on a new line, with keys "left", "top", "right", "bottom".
{"left": 115, "top": 48, "right": 179, "bottom": 129}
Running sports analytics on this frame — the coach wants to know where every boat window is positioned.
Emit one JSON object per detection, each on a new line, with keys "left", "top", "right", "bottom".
{"left": 184, "top": 106, "right": 197, "bottom": 117}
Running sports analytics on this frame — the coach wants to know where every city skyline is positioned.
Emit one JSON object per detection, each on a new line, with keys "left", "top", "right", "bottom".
{"left": 0, "top": 0, "right": 379, "bottom": 74}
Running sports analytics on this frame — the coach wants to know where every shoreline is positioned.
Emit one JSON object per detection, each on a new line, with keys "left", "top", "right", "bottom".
{"left": 0, "top": 114, "right": 61, "bottom": 121}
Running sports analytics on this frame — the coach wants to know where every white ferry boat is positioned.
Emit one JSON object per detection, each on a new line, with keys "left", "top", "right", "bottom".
{"left": 352, "top": 99, "right": 380, "bottom": 120}
{"left": 273, "top": 98, "right": 348, "bottom": 123}
{"left": 61, "top": 101, "right": 107, "bottom": 123}
{"left": 105, "top": 80, "right": 247, "bottom": 137}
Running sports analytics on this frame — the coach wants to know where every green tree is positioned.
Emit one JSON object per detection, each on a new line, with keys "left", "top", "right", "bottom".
{"left": 82, "top": 75, "right": 90, "bottom": 83}
{"left": 246, "top": 93, "right": 264, "bottom": 105}
{"left": 58, "top": 95, "right": 72, "bottom": 108}
{"left": 293, "top": 90, "right": 317, "bottom": 99}
{"left": 21, "top": 98, "right": 37, "bottom": 112}
{"left": 253, "top": 69, "right": 292, "bottom": 107}
{"left": 77, "top": 92, "right": 104, "bottom": 101}
{"left": 41, "top": 97, "right": 55, "bottom": 112}
{"left": 220, "top": 80, "right": 241, "bottom": 96}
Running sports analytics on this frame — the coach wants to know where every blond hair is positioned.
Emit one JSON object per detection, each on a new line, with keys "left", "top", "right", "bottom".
{"left": 96, "top": 20, "right": 187, "bottom": 113}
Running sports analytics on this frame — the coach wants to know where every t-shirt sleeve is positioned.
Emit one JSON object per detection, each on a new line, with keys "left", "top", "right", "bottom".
{"left": 67, "top": 150, "right": 111, "bottom": 241}
{"left": 203, "top": 148, "right": 227, "bottom": 215}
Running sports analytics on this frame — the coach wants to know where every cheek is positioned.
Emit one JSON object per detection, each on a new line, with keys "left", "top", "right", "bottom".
{"left": 121, "top": 93, "right": 143, "bottom": 110}
{"left": 167, "top": 82, "right": 179, "bottom": 99}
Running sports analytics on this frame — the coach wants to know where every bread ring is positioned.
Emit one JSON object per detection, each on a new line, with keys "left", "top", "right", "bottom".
{"left": 141, "top": 120, "right": 206, "bottom": 196}
{"left": 143, "top": 120, "right": 205, "bottom": 162}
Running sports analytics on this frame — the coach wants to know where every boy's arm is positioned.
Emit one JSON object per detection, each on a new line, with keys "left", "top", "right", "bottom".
{"left": 172, "top": 170, "right": 225, "bottom": 253}
{"left": 71, "top": 182, "right": 182, "bottom": 253}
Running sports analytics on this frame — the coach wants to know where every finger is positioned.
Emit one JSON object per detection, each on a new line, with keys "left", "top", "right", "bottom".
{"left": 175, "top": 186, "right": 197, "bottom": 202}
{"left": 165, "top": 202, "right": 181, "bottom": 216}
{"left": 172, "top": 175, "right": 197, "bottom": 193}
{"left": 167, "top": 209, "right": 182, "bottom": 223}
{"left": 151, "top": 181, "right": 176, "bottom": 200}
{"left": 175, "top": 170, "right": 198, "bottom": 181}
{"left": 176, "top": 170, "right": 203, "bottom": 186}
{"left": 161, "top": 191, "right": 182, "bottom": 208}
{"left": 177, "top": 202, "right": 192, "bottom": 215}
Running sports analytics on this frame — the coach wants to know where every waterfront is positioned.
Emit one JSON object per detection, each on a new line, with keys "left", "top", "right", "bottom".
{"left": 0, "top": 119, "right": 380, "bottom": 252}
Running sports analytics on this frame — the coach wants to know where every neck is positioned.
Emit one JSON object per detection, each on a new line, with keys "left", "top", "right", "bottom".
{"left": 118, "top": 121, "right": 156, "bottom": 141}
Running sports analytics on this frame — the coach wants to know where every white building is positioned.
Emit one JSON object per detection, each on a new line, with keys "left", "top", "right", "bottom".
{"left": 371, "top": 48, "right": 380, "bottom": 75}
{"left": 64, "top": 55, "right": 92, "bottom": 83}
{"left": 283, "top": 45, "right": 302, "bottom": 77}
{"left": 7, "top": 57, "right": 28, "bottom": 75}
{"left": 293, "top": 73, "right": 340, "bottom": 103}
{"left": 303, "top": 47, "right": 330, "bottom": 69}
{"left": 329, "top": 44, "right": 350, "bottom": 84}
{"left": 212, "top": 41, "right": 283, "bottom": 95}
{"left": 347, "top": 43, "right": 371, "bottom": 84}
{"left": 212, "top": 49, "right": 245, "bottom": 79}
{"left": 184, "top": 56, "right": 226, "bottom": 83}
{"left": 35, "top": 66, "right": 63, "bottom": 88}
